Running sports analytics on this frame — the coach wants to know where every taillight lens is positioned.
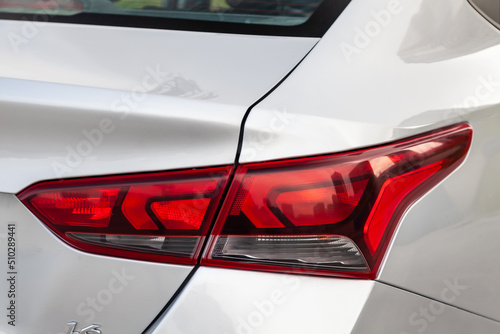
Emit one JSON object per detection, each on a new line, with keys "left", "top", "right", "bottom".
{"left": 202, "top": 125, "right": 472, "bottom": 278}
{"left": 18, "top": 167, "right": 232, "bottom": 265}
{"left": 17, "top": 125, "right": 472, "bottom": 277}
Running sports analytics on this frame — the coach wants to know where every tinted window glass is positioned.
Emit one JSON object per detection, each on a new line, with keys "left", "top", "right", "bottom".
{"left": 1, "top": 0, "right": 323, "bottom": 25}
{"left": 0, "top": 0, "right": 350, "bottom": 36}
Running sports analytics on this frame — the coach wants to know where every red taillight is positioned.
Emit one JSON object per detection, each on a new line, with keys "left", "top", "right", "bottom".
{"left": 151, "top": 199, "right": 210, "bottom": 230}
{"left": 202, "top": 124, "right": 472, "bottom": 278}
{"left": 17, "top": 125, "right": 472, "bottom": 277}
{"left": 30, "top": 188, "right": 120, "bottom": 227}
{"left": 18, "top": 167, "right": 232, "bottom": 265}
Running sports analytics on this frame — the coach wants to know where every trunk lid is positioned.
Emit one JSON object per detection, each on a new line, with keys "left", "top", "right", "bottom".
{"left": 0, "top": 20, "right": 317, "bottom": 334}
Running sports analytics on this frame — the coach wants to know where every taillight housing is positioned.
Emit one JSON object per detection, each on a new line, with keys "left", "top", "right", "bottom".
{"left": 18, "top": 167, "right": 232, "bottom": 265}
{"left": 202, "top": 124, "right": 472, "bottom": 278}
{"left": 18, "top": 125, "right": 472, "bottom": 278}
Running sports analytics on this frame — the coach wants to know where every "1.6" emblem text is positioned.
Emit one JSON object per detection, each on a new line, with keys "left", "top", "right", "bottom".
{"left": 65, "top": 321, "right": 102, "bottom": 334}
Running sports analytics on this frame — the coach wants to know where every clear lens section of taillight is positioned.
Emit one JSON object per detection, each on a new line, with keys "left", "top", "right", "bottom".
{"left": 203, "top": 125, "right": 472, "bottom": 278}
{"left": 212, "top": 235, "right": 367, "bottom": 270}
{"left": 18, "top": 167, "right": 232, "bottom": 265}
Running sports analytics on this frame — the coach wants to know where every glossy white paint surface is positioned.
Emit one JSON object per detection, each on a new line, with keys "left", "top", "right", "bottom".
{"left": 147, "top": 267, "right": 374, "bottom": 334}
{"left": 0, "top": 78, "right": 242, "bottom": 193}
{"left": 240, "top": 0, "right": 500, "bottom": 163}
{"left": 0, "top": 21, "right": 318, "bottom": 193}
{"left": 149, "top": 268, "right": 500, "bottom": 334}
{"left": 379, "top": 108, "right": 500, "bottom": 321}
{"left": 0, "top": 20, "right": 318, "bottom": 106}
{"left": 0, "top": 193, "right": 192, "bottom": 334}
{"left": 351, "top": 282, "right": 500, "bottom": 333}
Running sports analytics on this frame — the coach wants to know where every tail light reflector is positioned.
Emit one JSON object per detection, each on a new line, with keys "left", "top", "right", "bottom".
{"left": 202, "top": 124, "right": 472, "bottom": 278}
{"left": 18, "top": 167, "right": 231, "bottom": 265}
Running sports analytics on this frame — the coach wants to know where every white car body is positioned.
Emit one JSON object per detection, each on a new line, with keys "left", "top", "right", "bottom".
{"left": 0, "top": 0, "right": 500, "bottom": 333}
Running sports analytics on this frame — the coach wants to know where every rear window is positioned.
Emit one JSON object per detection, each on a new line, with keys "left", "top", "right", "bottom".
{"left": 0, "top": 0, "right": 350, "bottom": 36}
